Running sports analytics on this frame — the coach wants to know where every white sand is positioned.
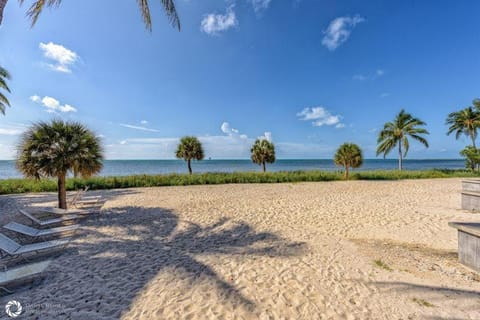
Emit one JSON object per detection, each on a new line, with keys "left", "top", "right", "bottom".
{"left": 0, "top": 178, "right": 479, "bottom": 319}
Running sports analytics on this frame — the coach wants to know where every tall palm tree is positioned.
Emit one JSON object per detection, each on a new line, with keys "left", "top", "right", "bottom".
{"left": 175, "top": 136, "right": 204, "bottom": 175}
{"left": 446, "top": 106, "right": 480, "bottom": 148}
{"left": 17, "top": 120, "right": 103, "bottom": 209}
{"left": 251, "top": 139, "right": 275, "bottom": 172}
{"left": 0, "top": 65, "right": 11, "bottom": 115}
{"left": 376, "top": 109, "right": 429, "bottom": 170}
{"left": 0, "top": 0, "right": 180, "bottom": 31}
{"left": 334, "top": 143, "right": 363, "bottom": 179}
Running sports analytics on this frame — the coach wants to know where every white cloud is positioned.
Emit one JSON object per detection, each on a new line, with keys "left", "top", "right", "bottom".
{"left": 335, "top": 123, "right": 345, "bottom": 129}
{"left": 352, "top": 74, "right": 368, "bottom": 81}
{"left": 322, "top": 15, "right": 365, "bottom": 51}
{"left": 39, "top": 42, "right": 78, "bottom": 73}
{"left": 107, "top": 122, "right": 273, "bottom": 159}
{"left": 379, "top": 92, "right": 390, "bottom": 98}
{"left": 140, "top": 120, "right": 148, "bottom": 125}
{"left": 250, "top": 0, "right": 272, "bottom": 12}
{"left": 258, "top": 132, "right": 273, "bottom": 142}
{"left": 30, "top": 95, "right": 77, "bottom": 113}
{"left": 221, "top": 122, "right": 240, "bottom": 135}
{"left": 353, "top": 69, "right": 385, "bottom": 81}
{"left": 297, "top": 106, "right": 344, "bottom": 127}
{"left": 119, "top": 123, "right": 160, "bottom": 133}
{"left": 30, "top": 95, "right": 40, "bottom": 103}
{"left": 0, "top": 128, "right": 23, "bottom": 136}
{"left": 201, "top": 6, "right": 238, "bottom": 35}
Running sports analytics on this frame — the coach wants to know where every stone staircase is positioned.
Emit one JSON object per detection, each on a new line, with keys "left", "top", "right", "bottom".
{"left": 461, "top": 180, "right": 480, "bottom": 210}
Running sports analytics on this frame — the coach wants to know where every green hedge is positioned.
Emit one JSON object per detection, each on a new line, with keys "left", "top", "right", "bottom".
{"left": 0, "top": 169, "right": 478, "bottom": 195}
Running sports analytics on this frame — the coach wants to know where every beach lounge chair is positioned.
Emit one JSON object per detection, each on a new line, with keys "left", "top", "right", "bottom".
{"left": 4, "top": 222, "right": 79, "bottom": 238}
{"left": 0, "top": 233, "right": 70, "bottom": 259}
{"left": 68, "top": 187, "right": 104, "bottom": 209}
{"left": 67, "top": 186, "right": 89, "bottom": 206}
{"left": 18, "top": 209, "right": 79, "bottom": 227}
{"left": 37, "top": 207, "right": 89, "bottom": 216}
{"left": 0, "top": 259, "right": 51, "bottom": 293}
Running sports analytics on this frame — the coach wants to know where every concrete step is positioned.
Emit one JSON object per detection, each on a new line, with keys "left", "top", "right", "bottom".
{"left": 462, "top": 179, "right": 480, "bottom": 193}
{"left": 461, "top": 192, "right": 480, "bottom": 210}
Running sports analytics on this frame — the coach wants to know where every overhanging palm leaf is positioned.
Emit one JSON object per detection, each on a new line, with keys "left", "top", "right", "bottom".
{"left": 376, "top": 109, "right": 429, "bottom": 170}
{"left": 0, "top": 66, "right": 11, "bottom": 115}
{"left": 1, "top": 0, "right": 180, "bottom": 30}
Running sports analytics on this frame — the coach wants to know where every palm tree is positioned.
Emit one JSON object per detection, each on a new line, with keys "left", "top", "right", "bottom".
{"left": 376, "top": 109, "right": 429, "bottom": 170}
{"left": 251, "top": 139, "right": 275, "bottom": 172}
{"left": 0, "top": 0, "right": 180, "bottom": 31}
{"left": 0, "top": 65, "right": 11, "bottom": 115}
{"left": 446, "top": 106, "right": 480, "bottom": 148}
{"left": 334, "top": 143, "right": 363, "bottom": 179}
{"left": 17, "top": 120, "right": 103, "bottom": 209}
{"left": 175, "top": 136, "right": 204, "bottom": 175}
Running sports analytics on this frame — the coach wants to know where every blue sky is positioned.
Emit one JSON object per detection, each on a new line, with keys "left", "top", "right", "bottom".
{"left": 1, "top": 0, "right": 479, "bottom": 159}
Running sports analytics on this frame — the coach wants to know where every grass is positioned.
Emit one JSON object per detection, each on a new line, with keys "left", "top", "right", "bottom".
{"left": 412, "top": 297, "right": 435, "bottom": 307}
{"left": 0, "top": 169, "right": 478, "bottom": 195}
{"left": 373, "top": 259, "right": 393, "bottom": 271}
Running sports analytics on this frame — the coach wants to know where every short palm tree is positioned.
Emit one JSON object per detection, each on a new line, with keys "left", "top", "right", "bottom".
{"left": 0, "top": 65, "right": 11, "bottom": 115}
{"left": 446, "top": 106, "right": 480, "bottom": 148}
{"left": 251, "top": 139, "right": 275, "bottom": 172}
{"left": 17, "top": 120, "right": 103, "bottom": 209}
{"left": 0, "top": 0, "right": 180, "bottom": 31}
{"left": 376, "top": 109, "right": 429, "bottom": 170}
{"left": 334, "top": 143, "right": 363, "bottom": 179}
{"left": 175, "top": 136, "right": 204, "bottom": 175}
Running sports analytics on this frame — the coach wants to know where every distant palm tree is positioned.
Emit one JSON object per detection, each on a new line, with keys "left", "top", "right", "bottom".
{"left": 334, "top": 143, "right": 363, "bottom": 179}
{"left": 376, "top": 109, "right": 429, "bottom": 170}
{"left": 17, "top": 120, "right": 103, "bottom": 209}
{"left": 446, "top": 106, "right": 480, "bottom": 148}
{"left": 0, "top": 65, "right": 11, "bottom": 115}
{"left": 0, "top": 0, "right": 180, "bottom": 31}
{"left": 251, "top": 139, "right": 275, "bottom": 172}
{"left": 175, "top": 136, "right": 204, "bottom": 175}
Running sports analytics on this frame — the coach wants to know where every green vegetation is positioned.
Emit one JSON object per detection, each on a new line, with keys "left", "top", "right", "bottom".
{"left": 412, "top": 297, "right": 435, "bottom": 307}
{"left": 460, "top": 146, "right": 480, "bottom": 171}
{"left": 334, "top": 143, "right": 363, "bottom": 179}
{"left": 175, "top": 136, "right": 204, "bottom": 175}
{"left": 0, "top": 0, "right": 180, "bottom": 31}
{"left": 0, "top": 169, "right": 478, "bottom": 195}
{"left": 0, "top": 65, "right": 11, "bottom": 115}
{"left": 377, "top": 109, "right": 429, "bottom": 171}
{"left": 16, "top": 120, "right": 103, "bottom": 209}
{"left": 251, "top": 139, "right": 276, "bottom": 172}
{"left": 373, "top": 259, "right": 393, "bottom": 271}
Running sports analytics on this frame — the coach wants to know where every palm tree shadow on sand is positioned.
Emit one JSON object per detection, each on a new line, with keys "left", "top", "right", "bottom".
{"left": 4, "top": 206, "right": 306, "bottom": 318}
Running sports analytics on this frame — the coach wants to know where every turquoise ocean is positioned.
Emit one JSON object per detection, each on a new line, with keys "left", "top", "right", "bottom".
{"left": 0, "top": 159, "right": 466, "bottom": 180}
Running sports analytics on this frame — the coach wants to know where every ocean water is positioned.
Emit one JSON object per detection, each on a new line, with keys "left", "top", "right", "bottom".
{"left": 0, "top": 159, "right": 466, "bottom": 180}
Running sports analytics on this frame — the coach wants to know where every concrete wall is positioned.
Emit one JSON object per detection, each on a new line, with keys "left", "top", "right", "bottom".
{"left": 458, "top": 230, "right": 480, "bottom": 272}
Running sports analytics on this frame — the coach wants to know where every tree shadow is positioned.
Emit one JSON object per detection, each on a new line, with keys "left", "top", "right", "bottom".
{"left": 370, "top": 281, "right": 480, "bottom": 313}
{"left": 0, "top": 206, "right": 306, "bottom": 318}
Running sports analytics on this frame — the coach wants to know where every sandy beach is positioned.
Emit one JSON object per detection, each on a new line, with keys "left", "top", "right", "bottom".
{"left": 0, "top": 178, "right": 479, "bottom": 319}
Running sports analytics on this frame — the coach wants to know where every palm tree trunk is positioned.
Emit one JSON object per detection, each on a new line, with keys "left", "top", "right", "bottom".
{"left": 472, "top": 132, "right": 476, "bottom": 149}
{"left": 0, "top": 0, "right": 8, "bottom": 25}
{"left": 262, "top": 161, "right": 266, "bottom": 172}
{"left": 58, "top": 174, "right": 67, "bottom": 209}
{"left": 345, "top": 166, "right": 349, "bottom": 180}
{"left": 187, "top": 159, "right": 192, "bottom": 175}
{"left": 398, "top": 142, "right": 403, "bottom": 171}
